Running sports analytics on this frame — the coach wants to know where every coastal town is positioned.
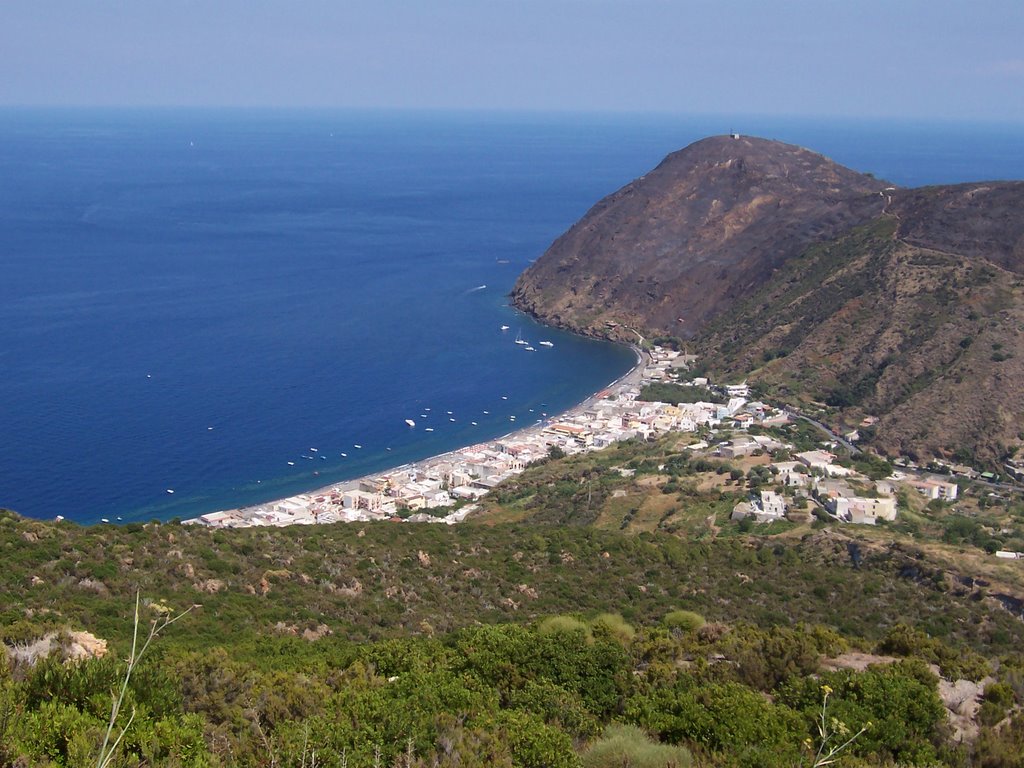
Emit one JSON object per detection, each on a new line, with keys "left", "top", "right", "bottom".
{"left": 184, "top": 344, "right": 1007, "bottom": 548}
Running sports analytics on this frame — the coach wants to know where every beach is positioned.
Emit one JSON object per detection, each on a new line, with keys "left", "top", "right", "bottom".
{"left": 185, "top": 344, "right": 654, "bottom": 528}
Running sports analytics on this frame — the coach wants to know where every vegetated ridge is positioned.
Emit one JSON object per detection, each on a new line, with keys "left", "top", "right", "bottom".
{"left": 511, "top": 136, "right": 1024, "bottom": 464}
{"left": 3, "top": 496, "right": 1024, "bottom": 766}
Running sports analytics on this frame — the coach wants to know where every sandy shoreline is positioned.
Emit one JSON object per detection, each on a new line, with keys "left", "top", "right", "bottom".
{"left": 186, "top": 343, "right": 648, "bottom": 526}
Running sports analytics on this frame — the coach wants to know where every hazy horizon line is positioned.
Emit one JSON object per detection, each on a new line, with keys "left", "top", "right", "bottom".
{"left": 1, "top": 104, "right": 1023, "bottom": 129}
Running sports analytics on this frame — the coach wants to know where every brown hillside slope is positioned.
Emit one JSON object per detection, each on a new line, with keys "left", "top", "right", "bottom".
{"left": 891, "top": 182, "right": 1024, "bottom": 271}
{"left": 511, "top": 135, "right": 887, "bottom": 338}
{"left": 511, "top": 136, "right": 1024, "bottom": 464}
{"left": 694, "top": 215, "right": 1024, "bottom": 465}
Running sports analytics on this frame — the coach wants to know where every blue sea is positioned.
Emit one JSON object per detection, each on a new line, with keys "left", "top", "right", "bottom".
{"left": 1, "top": 109, "right": 1023, "bottom": 524}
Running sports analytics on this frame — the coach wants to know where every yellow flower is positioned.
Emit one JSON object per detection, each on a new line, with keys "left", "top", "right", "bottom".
{"left": 821, "top": 684, "right": 833, "bottom": 695}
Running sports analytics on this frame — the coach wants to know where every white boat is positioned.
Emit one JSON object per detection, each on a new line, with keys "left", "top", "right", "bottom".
{"left": 471, "top": 421, "right": 478, "bottom": 425}
{"left": 425, "top": 427, "right": 434, "bottom": 432}
{"left": 483, "top": 410, "right": 489, "bottom": 414}
{"left": 510, "top": 416, "right": 516, "bottom": 421}
{"left": 101, "top": 518, "right": 110, "bottom": 523}
{"left": 166, "top": 489, "right": 175, "bottom": 494}
{"left": 405, "top": 419, "right": 416, "bottom": 427}
{"left": 500, "top": 325, "right": 510, "bottom": 331}
{"left": 310, "top": 447, "right": 318, "bottom": 452}
{"left": 287, "top": 461, "right": 295, "bottom": 465}
{"left": 449, "top": 417, "right": 456, "bottom": 422}
{"left": 539, "top": 341, "right": 554, "bottom": 347}
{"left": 524, "top": 346, "right": 535, "bottom": 351}
{"left": 501, "top": 396, "right": 508, "bottom": 400}
{"left": 340, "top": 452, "right": 347, "bottom": 457}
{"left": 354, "top": 444, "right": 362, "bottom": 449}
{"left": 514, "top": 330, "right": 528, "bottom": 345}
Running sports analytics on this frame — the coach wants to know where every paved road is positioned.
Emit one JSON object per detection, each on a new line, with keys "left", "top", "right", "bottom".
{"left": 778, "top": 406, "right": 862, "bottom": 455}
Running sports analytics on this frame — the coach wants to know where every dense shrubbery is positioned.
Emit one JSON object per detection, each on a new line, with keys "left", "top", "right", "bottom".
{"left": 3, "top": 613, "right": 1018, "bottom": 767}
{"left": 4, "top": 479, "right": 1024, "bottom": 767}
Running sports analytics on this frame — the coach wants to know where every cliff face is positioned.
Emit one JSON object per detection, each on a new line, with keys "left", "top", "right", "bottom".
{"left": 511, "top": 135, "right": 887, "bottom": 338}
{"left": 512, "top": 136, "right": 1024, "bottom": 464}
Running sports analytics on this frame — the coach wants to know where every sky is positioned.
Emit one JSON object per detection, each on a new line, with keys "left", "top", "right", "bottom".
{"left": 2, "top": 0, "right": 1023, "bottom": 122}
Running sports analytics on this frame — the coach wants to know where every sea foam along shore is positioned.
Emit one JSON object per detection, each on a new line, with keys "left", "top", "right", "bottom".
{"left": 184, "top": 344, "right": 647, "bottom": 529}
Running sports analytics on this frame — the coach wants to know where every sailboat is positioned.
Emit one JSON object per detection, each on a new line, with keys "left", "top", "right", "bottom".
{"left": 514, "top": 329, "right": 528, "bottom": 345}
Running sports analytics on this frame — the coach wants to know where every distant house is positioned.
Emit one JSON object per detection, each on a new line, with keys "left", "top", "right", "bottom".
{"left": 724, "top": 382, "right": 750, "bottom": 398}
{"left": 813, "top": 478, "right": 897, "bottom": 525}
{"left": 796, "top": 450, "right": 835, "bottom": 472}
{"left": 732, "top": 490, "right": 786, "bottom": 523}
{"left": 450, "top": 485, "right": 485, "bottom": 500}
{"left": 759, "top": 490, "right": 787, "bottom": 518}
{"left": 906, "top": 476, "right": 959, "bottom": 501}
{"left": 717, "top": 436, "right": 759, "bottom": 458}
{"left": 796, "top": 450, "right": 852, "bottom": 477}
{"left": 343, "top": 490, "right": 384, "bottom": 512}
{"left": 772, "top": 461, "right": 809, "bottom": 488}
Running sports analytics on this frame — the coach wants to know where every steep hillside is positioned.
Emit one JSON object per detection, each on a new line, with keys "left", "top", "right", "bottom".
{"left": 512, "top": 136, "right": 1024, "bottom": 463}
{"left": 511, "top": 135, "right": 887, "bottom": 338}
{"left": 694, "top": 204, "right": 1024, "bottom": 464}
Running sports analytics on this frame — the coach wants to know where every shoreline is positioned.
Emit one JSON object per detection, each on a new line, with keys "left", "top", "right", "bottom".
{"left": 185, "top": 342, "right": 648, "bottom": 528}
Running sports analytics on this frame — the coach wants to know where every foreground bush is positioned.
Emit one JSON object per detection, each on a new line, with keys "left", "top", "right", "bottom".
{"left": 582, "top": 723, "right": 692, "bottom": 768}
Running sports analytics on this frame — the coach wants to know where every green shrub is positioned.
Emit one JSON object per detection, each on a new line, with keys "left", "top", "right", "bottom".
{"left": 662, "top": 611, "right": 705, "bottom": 634}
{"left": 877, "top": 623, "right": 991, "bottom": 680}
{"left": 777, "top": 660, "right": 946, "bottom": 765}
{"left": 590, "top": 613, "right": 636, "bottom": 644}
{"left": 538, "top": 616, "right": 593, "bottom": 641}
{"left": 979, "top": 681, "right": 1017, "bottom": 726}
{"left": 626, "top": 680, "right": 804, "bottom": 768}
{"left": 582, "top": 723, "right": 692, "bottom": 768}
